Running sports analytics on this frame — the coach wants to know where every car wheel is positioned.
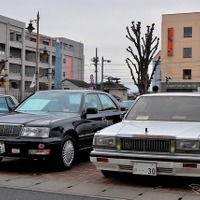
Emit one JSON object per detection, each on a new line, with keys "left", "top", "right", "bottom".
{"left": 101, "top": 170, "right": 117, "bottom": 178}
{"left": 59, "top": 135, "right": 76, "bottom": 170}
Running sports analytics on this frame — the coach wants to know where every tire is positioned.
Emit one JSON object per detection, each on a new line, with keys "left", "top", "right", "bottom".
{"left": 58, "top": 135, "right": 76, "bottom": 170}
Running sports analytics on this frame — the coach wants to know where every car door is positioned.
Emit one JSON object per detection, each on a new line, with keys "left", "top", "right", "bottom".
{"left": 81, "top": 93, "right": 106, "bottom": 147}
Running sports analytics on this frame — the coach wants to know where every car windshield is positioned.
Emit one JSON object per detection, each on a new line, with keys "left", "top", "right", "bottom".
{"left": 121, "top": 100, "right": 134, "bottom": 108}
{"left": 16, "top": 91, "right": 82, "bottom": 113}
{"left": 126, "top": 96, "right": 200, "bottom": 122}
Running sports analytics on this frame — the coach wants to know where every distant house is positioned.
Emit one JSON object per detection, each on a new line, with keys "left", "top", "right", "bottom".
{"left": 62, "top": 79, "right": 129, "bottom": 101}
{"left": 100, "top": 81, "right": 129, "bottom": 101}
{"left": 62, "top": 79, "right": 89, "bottom": 90}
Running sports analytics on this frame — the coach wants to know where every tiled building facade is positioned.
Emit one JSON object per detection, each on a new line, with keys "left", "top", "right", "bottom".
{"left": 161, "top": 12, "right": 200, "bottom": 92}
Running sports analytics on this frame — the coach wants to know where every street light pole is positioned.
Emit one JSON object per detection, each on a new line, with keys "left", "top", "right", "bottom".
{"left": 26, "top": 11, "right": 40, "bottom": 92}
{"left": 101, "top": 57, "right": 111, "bottom": 91}
{"left": 91, "top": 48, "right": 99, "bottom": 89}
{"left": 35, "top": 12, "right": 40, "bottom": 92}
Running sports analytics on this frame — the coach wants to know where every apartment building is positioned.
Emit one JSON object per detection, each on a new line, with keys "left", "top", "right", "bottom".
{"left": 161, "top": 12, "right": 200, "bottom": 92}
{"left": 0, "top": 15, "right": 84, "bottom": 101}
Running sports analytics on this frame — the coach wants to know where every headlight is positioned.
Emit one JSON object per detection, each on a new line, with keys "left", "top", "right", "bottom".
{"left": 176, "top": 141, "right": 200, "bottom": 152}
{"left": 93, "top": 135, "right": 116, "bottom": 149}
{"left": 21, "top": 127, "right": 50, "bottom": 138}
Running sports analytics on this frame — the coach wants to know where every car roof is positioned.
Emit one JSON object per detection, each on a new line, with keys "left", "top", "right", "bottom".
{"left": 0, "top": 94, "right": 19, "bottom": 104}
{"left": 141, "top": 92, "right": 200, "bottom": 97}
{"left": 36, "top": 90, "right": 106, "bottom": 93}
{"left": 34, "top": 90, "right": 120, "bottom": 106}
{"left": 0, "top": 94, "right": 14, "bottom": 97}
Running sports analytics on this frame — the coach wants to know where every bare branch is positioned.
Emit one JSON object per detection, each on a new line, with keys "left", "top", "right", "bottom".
{"left": 126, "top": 21, "right": 160, "bottom": 94}
{"left": 125, "top": 58, "right": 138, "bottom": 86}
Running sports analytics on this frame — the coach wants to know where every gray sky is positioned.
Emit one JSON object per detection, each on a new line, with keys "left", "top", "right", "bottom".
{"left": 1, "top": 0, "right": 200, "bottom": 91}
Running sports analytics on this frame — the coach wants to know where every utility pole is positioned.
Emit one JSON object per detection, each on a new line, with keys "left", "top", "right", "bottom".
{"left": 91, "top": 48, "right": 99, "bottom": 89}
{"left": 101, "top": 57, "right": 111, "bottom": 91}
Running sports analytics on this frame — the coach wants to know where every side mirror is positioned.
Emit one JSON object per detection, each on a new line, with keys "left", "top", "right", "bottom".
{"left": 120, "top": 111, "right": 127, "bottom": 119}
{"left": 86, "top": 107, "right": 98, "bottom": 114}
{"left": 81, "top": 107, "right": 98, "bottom": 119}
{"left": 120, "top": 106, "right": 127, "bottom": 111}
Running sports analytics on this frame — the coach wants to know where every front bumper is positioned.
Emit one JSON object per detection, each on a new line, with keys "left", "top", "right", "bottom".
{"left": 90, "top": 150, "right": 200, "bottom": 177}
{"left": 0, "top": 138, "right": 62, "bottom": 160}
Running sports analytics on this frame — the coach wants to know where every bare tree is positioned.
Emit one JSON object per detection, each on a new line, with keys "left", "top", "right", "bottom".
{"left": 125, "top": 21, "right": 160, "bottom": 94}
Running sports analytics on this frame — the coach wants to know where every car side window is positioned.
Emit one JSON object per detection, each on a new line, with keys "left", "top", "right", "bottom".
{"left": 6, "top": 97, "right": 16, "bottom": 108}
{"left": 68, "top": 93, "right": 81, "bottom": 112}
{"left": 0, "top": 98, "right": 9, "bottom": 112}
{"left": 98, "top": 94, "right": 117, "bottom": 110}
{"left": 85, "top": 94, "right": 102, "bottom": 111}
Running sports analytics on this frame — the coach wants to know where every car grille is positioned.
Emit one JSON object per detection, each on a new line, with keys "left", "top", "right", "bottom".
{"left": 120, "top": 138, "right": 171, "bottom": 153}
{"left": 0, "top": 124, "right": 23, "bottom": 137}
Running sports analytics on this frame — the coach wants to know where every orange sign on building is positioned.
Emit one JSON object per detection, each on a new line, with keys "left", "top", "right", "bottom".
{"left": 168, "top": 28, "right": 173, "bottom": 56}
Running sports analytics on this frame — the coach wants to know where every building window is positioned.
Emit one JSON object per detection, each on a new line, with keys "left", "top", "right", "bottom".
{"left": 0, "top": 43, "right": 5, "bottom": 55}
{"left": 69, "top": 45, "right": 74, "bottom": 51}
{"left": 183, "top": 69, "right": 191, "bottom": 79}
{"left": 184, "top": 27, "right": 192, "bottom": 38}
{"left": 16, "top": 34, "right": 22, "bottom": 42}
{"left": 63, "top": 43, "right": 68, "bottom": 50}
{"left": 183, "top": 48, "right": 192, "bottom": 58}
{"left": 63, "top": 58, "right": 66, "bottom": 64}
{"left": 42, "top": 40, "right": 49, "bottom": 45}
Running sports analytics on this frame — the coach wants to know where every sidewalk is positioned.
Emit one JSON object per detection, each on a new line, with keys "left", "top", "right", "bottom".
{"left": 0, "top": 172, "right": 199, "bottom": 200}
{"left": 0, "top": 159, "right": 199, "bottom": 200}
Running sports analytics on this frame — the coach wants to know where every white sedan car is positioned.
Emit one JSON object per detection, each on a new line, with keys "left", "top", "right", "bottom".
{"left": 90, "top": 93, "right": 200, "bottom": 178}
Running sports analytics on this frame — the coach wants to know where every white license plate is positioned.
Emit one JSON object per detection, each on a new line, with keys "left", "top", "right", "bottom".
{"left": 0, "top": 142, "right": 5, "bottom": 154}
{"left": 133, "top": 162, "right": 157, "bottom": 176}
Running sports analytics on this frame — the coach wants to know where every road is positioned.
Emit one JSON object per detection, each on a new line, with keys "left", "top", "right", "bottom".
{"left": 0, "top": 152, "right": 199, "bottom": 200}
{"left": 0, "top": 187, "right": 106, "bottom": 200}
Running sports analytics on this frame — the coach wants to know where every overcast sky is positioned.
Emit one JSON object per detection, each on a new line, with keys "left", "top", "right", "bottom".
{"left": 2, "top": 0, "right": 200, "bottom": 91}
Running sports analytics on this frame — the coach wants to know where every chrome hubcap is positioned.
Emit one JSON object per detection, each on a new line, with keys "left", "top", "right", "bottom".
{"left": 62, "top": 140, "right": 75, "bottom": 167}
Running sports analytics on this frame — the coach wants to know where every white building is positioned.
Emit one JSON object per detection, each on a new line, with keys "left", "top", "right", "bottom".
{"left": 0, "top": 15, "right": 84, "bottom": 101}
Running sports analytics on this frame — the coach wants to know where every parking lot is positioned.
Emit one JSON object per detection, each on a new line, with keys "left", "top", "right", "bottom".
{"left": 0, "top": 153, "right": 199, "bottom": 199}
{"left": 0, "top": 152, "right": 198, "bottom": 192}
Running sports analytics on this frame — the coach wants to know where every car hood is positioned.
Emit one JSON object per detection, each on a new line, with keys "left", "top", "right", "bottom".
{"left": 99, "top": 120, "right": 200, "bottom": 139}
{"left": 0, "top": 112, "right": 79, "bottom": 126}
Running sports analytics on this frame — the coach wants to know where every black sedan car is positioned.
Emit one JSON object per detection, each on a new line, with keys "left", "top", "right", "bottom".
{"left": 0, "top": 90, "right": 125, "bottom": 170}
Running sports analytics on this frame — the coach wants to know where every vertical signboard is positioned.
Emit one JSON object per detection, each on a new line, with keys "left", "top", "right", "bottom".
{"left": 89, "top": 74, "right": 94, "bottom": 89}
{"left": 67, "top": 56, "right": 72, "bottom": 79}
{"left": 54, "top": 39, "right": 62, "bottom": 89}
{"left": 168, "top": 28, "right": 173, "bottom": 56}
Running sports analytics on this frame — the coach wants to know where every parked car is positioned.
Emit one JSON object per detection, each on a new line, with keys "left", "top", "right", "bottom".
{"left": 120, "top": 100, "right": 135, "bottom": 110}
{"left": 0, "top": 94, "right": 18, "bottom": 113}
{"left": 90, "top": 93, "right": 200, "bottom": 178}
{"left": 0, "top": 90, "right": 126, "bottom": 170}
